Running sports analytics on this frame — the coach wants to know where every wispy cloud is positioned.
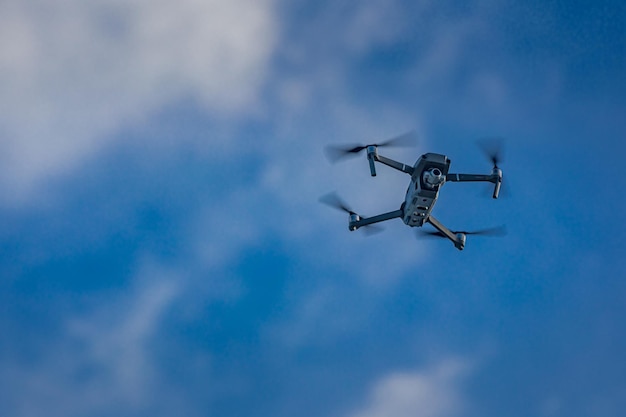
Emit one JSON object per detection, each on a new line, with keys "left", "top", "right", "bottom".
{"left": 0, "top": 0, "right": 277, "bottom": 199}
{"left": 0, "top": 260, "right": 192, "bottom": 416}
{"left": 345, "top": 358, "right": 471, "bottom": 417}
{"left": 67, "top": 267, "right": 180, "bottom": 406}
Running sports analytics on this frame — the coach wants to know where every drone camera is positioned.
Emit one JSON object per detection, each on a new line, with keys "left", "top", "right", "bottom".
{"left": 423, "top": 168, "right": 446, "bottom": 188}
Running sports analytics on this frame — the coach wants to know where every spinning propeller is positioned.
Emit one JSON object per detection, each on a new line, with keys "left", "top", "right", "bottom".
{"left": 319, "top": 192, "right": 356, "bottom": 215}
{"left": 477, "top": 137, "right": 504, "bottom": 169}
{"left": 324, "top": 130, "right": 418, "bottom": 163}
{"left": 417, "top": 225, "right": 507, "bottom": 239}
{"left": 319, "top": 192, "right": 383, "bottom": 235}
{"left": 477, "top": 137, "right": 505, "bottom": 199}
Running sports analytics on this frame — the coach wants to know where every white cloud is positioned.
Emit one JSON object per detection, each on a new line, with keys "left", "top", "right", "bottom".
{"left": 0, "top": 0, "right": 277, "bottom": 199}
{"left": 0, "top": 259, "right": 210, "bottom": 417}
{"left": 346, "top": 359, "right": 470, "bottom": 417}
{"left": 67, "top": 269, "right": 180, "bottom": 407}
{"left": 67, "top": 264, "right": 182, "bottom": 410}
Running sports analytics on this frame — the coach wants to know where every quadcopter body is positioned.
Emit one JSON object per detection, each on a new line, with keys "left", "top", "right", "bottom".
{"left": 323, "top": 134, "right": 504, "bottom": 250}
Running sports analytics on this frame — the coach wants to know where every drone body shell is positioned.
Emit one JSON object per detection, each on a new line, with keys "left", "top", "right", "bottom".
{"left": 403, "top": 153, "right": 451, "bottom": 227}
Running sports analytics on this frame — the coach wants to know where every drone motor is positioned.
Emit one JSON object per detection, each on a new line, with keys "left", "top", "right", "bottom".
{"left": 455, "top": 233, "right": 467, "bottom": 250}
{"left": 349, "top": 213, "right": 360, "bottom": 231}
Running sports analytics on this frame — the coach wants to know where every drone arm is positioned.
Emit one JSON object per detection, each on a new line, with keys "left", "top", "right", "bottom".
{"left": 350, "top": 209, "right": 404, "bottom": 230}
{"left": 446, "top": 173, "right": 495, "bottom": 182}
{"left": 426, "top": 215, "right": 465, "bottom": 250}
{"left": 366, "top": 147, "right": 414, "bottom": 176}
{"left": 376, "top": 154, "right": 415, "bottom": 175}
{"left": 446, "top": 168, "right": 503, "bottom": 199}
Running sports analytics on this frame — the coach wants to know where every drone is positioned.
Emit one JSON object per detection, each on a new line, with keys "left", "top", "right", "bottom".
{"left": 321, "top": 131, "right": 505, "bottom": 250}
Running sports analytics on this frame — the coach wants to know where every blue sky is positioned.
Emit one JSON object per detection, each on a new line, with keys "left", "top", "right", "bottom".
{"left": 1, "top": 1, "right": 625, "bottom": 416}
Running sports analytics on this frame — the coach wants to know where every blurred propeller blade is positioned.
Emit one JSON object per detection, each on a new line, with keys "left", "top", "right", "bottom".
{"left": 319, "top": 192, "right": 385, "bottom": 235}
{"left": 477, "top": 137, "right": 505, "bottom": 168}
{"left": 455, "top": 225, "right": 507, "bottom": 236}
{"left": 319, "top": 192, "right": 355, "bottom": 214}
{"left": 324, "top": 144, "right": 368, "bottom": 163}
{"left": 377, "top": 130, "right": 419, "bottom": 148}
{"left": 417, "top": 225, "right": 507, "bottom": 239}
{"left": 417, "top": 229, "right": 448, "bottom": 239}
{"left": 324, "top": 130, "right": 418, "bottom": 163}
{"left": 361, "top": 223, "right": 385, "bottom": 236}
